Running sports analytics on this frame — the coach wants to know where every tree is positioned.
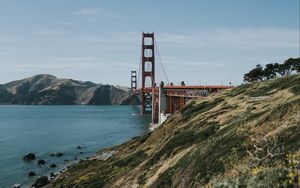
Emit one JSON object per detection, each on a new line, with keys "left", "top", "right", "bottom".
{"left": 244, "top": 64, "right": 264, "bottom": 82}
{"left": 282, "top": 58, "right": 295, "bottom": 75}
{"left": 291, "top": 58, "right": 300, "bottom": 73}
{"left": 273, "top": 63, "right": 281, "bottom": 76}
{"left": 263, "top": 63, "right": 276, "bottom": 80}
{"left": 244, "top": 57, "right": 300, "bottom": 83}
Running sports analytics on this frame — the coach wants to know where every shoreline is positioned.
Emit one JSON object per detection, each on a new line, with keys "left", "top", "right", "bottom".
{"left": 48, "top": 130, "right": 154, "bottom": 187}
{"left": 47, "top": 141, "right": 132, "bottom": 187}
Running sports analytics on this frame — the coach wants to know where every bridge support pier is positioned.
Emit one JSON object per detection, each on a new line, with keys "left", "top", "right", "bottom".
{"left": 152, "top": 88, "right": 159, "bottom": 124}
{"left": 158, "top": 86, "right": 168, "bottom": 124}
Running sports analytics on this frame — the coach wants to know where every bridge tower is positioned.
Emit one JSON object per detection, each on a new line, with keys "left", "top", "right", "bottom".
{"left": 130, "top": 70, "right": 137, "bottom": 105}
{"left": 141, "top": 32, "right": 155, "bottom": 114}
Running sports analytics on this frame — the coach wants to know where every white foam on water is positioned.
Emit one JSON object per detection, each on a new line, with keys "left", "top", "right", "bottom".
{"left": 149, "top": 123, "right": 160, "bottom": 131}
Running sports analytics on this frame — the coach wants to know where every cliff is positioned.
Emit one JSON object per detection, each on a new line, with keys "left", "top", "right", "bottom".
{"left": 53, "top": 74, "right": 300, "bottom": 188}
{"left": 0, "top": 74, "right": 138, "bottom": 105}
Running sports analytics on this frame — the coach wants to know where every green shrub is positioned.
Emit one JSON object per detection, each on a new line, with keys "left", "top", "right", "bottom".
{"left": 114, "top": 150, "right": 147, "bottom": 167}
{"left": 214, "top": 168, "right": 294, "bottom": 188}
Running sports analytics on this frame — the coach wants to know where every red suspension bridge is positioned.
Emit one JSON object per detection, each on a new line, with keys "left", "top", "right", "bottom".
{"left": 130, "top": 32, "right": 233, "bottom": 125}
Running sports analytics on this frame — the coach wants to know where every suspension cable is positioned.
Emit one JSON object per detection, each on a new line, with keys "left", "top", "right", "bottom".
{"left": 137, "top": 43, "right": 142, "bottom": 89}
{"left": 154, "top": 40, "right": 170, "bottom": 84}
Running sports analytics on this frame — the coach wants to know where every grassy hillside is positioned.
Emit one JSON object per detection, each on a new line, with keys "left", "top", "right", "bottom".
{"left": 53, "top": 74, "right": 300, "bottom": 188}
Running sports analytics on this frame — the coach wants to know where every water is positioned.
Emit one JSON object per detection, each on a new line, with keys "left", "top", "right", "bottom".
{"left": 0, "top": 105, "right": 150, "bottom": 188}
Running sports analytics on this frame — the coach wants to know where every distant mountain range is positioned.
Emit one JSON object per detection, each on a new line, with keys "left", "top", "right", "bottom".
{"left": 0, "top": 74, "right": 138, "bottom": 105}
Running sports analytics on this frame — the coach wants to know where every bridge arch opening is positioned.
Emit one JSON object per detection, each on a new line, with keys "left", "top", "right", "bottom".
{"left": 145, "top": 61, "right": 152, "bottom": 72}
{"left": 144, "top": 76, "right": 153, "bottom": 87}
{"left": 144, "top": 37, "right": 153, "bottom": 45}
{"left": 144, "top": 49, "right": 153, "bottom": 57}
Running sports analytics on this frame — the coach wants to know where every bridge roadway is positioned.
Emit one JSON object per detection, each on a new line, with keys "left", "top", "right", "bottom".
{"left": 132, "top": 85, "right": 234, "bottom": 124}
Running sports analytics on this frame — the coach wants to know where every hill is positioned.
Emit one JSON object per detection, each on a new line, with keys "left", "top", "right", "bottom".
{"left": 53, "top": 74, "right": 300, "bottom": 187}
{"left": 0, "top": 74, "right": 138, "bottom": 105}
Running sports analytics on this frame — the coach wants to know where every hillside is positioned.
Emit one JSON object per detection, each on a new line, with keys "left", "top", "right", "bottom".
{"left": 53, "top": 74, "right": 300, "bottom": 188}
{"left": 0, "top": 74, "right": 138, "bottom": 105}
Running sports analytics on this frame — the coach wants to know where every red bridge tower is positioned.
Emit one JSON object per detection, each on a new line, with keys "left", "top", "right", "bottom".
{"left": 130, "top": 70, "right": 137, "bottom": 105}
{"left": 141, "top": 32, "right": 155, "bottom": 114}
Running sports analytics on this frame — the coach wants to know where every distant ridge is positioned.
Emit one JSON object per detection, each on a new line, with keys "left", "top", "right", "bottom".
{"left": 0, "top": 74, "right": 139, "bottom": 105}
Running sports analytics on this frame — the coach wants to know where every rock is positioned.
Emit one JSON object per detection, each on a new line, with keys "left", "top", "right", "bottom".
{"left": 50, "top": 163, "right": 56, "bottom": 168}
{"left": 64, "top": 159, "right": 69, "bottom": 162}
{"left": 32, "top": 176, "right": 49, "bottom": 187}
{"left": 13, "top": 184, "right": 21, "bottom": 188}
{"left": 28, "top": 171, "right": 36, "bottom": 176}
{"left": 37, "top": 159, "right": 46, "bottom": 165}
{"left": 23, "top": 153, "right": 35, "bottom": 161}
{"left": 50, "top": 152, "right": 63, "bottom": 157}
{"left": 50, "top": 172, "right": 55, "bottom": 178}
{"left": 77, "top": 146, "right": 82, "bottom": 149}
{"left": 79, "top": 152, "right": 84, "bottom": 154}
{"left": 74, "top": 157, "right": 78, "bottom": 160}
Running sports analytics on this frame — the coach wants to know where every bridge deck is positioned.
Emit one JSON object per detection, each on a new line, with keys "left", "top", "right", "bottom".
{"left": 133, "top": 85, "right": 233, "bottom": 97}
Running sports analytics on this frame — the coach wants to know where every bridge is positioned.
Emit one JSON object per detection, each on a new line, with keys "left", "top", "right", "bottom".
{"left": 130, "top": 32, "right": 233, "bottom": 125}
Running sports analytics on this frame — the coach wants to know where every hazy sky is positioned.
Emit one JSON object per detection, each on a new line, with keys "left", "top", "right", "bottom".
{"left": 0, "top": 0, "right": 299, "bottom": 86}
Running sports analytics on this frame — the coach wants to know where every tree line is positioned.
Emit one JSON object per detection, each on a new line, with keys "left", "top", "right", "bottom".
{"left": 244, "top": 57, "right": 300, "bottom": 82}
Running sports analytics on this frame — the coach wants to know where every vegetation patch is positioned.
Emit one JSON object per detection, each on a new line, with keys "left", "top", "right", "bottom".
{"left": 214, "top": 168, "right": 293, "bottom": 188}
{"left": 290, "top": 84, "right": 300, "bottom": 95}
{"left": 246, "top": 74, "right": 300, "bottom": 97}
{"left": 182, "top": 97, "right": 224, "bottom": 118}
{"left": 114, "top": 150, "right": 147, "bottom": 167}
{"left": 137, "top": 172, "right": 148, "bottom": 185}
{"left": 189, "top": 132, "right": 248, "bottom": 186}
{"left": 146, "top": 122, "right": 219, "bottom": 168}
{"left": 179, "top": 99, "right": 196, "bottom": 114}
{"left": 225, "top": 83, "right": 252, "bottom": 97}
{"left": 278, "top": 125, "right": 300, "bottom": 152}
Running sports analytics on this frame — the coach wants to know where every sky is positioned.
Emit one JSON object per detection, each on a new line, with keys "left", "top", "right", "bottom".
{"left": 0, "top": 0, "right": 299, "bottom": 86}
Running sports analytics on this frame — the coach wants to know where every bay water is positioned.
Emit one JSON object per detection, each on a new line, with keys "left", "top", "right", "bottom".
{"left": 0, "top": 105, "right": 150, "bottom": 188}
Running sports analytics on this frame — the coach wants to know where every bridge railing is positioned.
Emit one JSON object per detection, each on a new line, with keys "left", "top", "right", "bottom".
{"left": 133, "top": 85, "right": 234, "bottom": 96}
{"left": 165, "top": 89, "right": 210, "bottom": 98}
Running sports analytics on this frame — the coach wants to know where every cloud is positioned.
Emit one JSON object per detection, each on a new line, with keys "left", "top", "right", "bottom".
{"left": 52, "top": 56, "right": 96, "bottom": 62}
{"left": 27, "top": 29, "right": 69, "bottom": 37}
{"left": 0, "top": 35, "right": 28, "bottom": 43}
{"left": 74, "top": 8, "right": 102, "bottom": 16}
{"left": 71, "top": 32, "right": 138, "bottom": 46}
{"left": 54, "top": 20, "right": 77, "bottom": 27}
{"left": 74, "top": 8, "right": 124, "bottom": 23}
{"left": 159, "top": 27, "right": 299, "bottom": 49}
{"left": 0, "top": 51, "right": 15, "bottom": 56}
{"left": 180, "top": 61, "right": 227, "bottom": 68}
